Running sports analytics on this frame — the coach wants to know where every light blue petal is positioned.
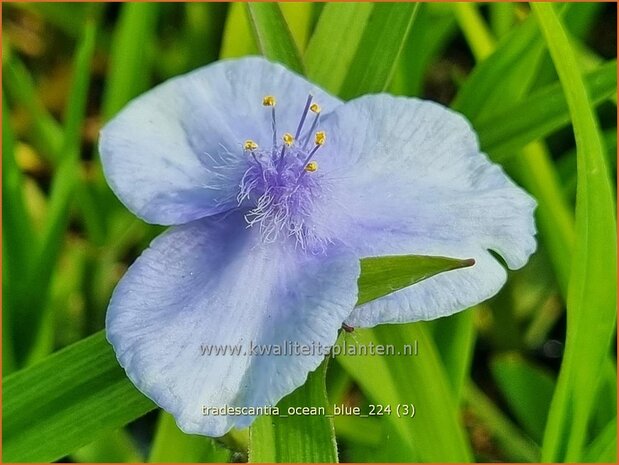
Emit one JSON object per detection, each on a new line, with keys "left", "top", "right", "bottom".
{"left": 106, "top": 215, "right": 359, "bottom": 436}
{"left": 314, "top": 95, "right": 537, "bottom": 325}
{"left": 100, "top": 57, "right": 341, "bottom": 225}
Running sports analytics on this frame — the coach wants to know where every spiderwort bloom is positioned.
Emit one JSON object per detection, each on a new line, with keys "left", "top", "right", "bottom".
{"left": 101, "top": 57, "right": 536, "bottom": 436}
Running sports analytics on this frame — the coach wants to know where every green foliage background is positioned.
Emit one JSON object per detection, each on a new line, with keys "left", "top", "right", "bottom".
{"left": 2, "top": 2, "right": 617, "bottom": 463}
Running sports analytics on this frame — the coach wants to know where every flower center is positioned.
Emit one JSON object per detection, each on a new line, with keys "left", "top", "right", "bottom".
{"left": 237, "top": 94, "right": 328, "bottom": 251}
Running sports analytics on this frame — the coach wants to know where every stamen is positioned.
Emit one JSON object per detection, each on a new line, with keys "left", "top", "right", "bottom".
{"left": 310, "top": 103, "right": 321, "bottom": 114}
{"left": 314, "top": 131, "right": 326, "bottom": 146}
{"left": 263, "top": 95, "right": 277, "bottom": 151}
{"left": 305, "top": 161, "right": 318, "bottom": 172}
{"left": 278, "top": 133, "right": 294, "bottom": 163}
{"left": 243, "top": 140, "right": 258, "bottom": 151}
{"left": 294, "top": 94, "right": 313, "bottom": 139}
{"left": 262, "top": 96, "right": 276, "bottom": 106}
{"left": 283, "top": 132, "right": 295, "bottom": 147}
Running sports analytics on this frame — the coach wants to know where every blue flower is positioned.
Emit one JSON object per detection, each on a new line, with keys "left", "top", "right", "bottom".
{"left": 100, "top": 57, "right": 536, "bottom": 436}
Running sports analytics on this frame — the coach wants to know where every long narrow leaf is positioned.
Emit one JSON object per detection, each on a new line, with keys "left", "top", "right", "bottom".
{"left": 149, "top": 412, "right": 230, "bottom": 462}
{"left": 13, "top": 20, "right": 98, "bottom": 365}
{"left": 304, "top": 3, "right": 374, "bottom": 94}
{"left": 2, "top": 332, "right": 155, "bottom": 463}
{"left": 247, "top": 3, "right": 304, "bottom": 74}
{"left": 337, "top": 323, "right": 472, "bottom": 461}
{"left": 219, "top": 2, "right": 258, "bottom": 58}
{"left": 340, "top": 3, "right": 419, "bottom": 100}
{"left": 101, "top": 3, "right": 160, "bottom": 120}
{"left": 478, "top": 60, "right": 617, "bottom": 160}
{"left": 249, "top": 361, "right": 337, "bottom": 463}
{"left": 532, "top": 4, "right": 617, "bottom": 461}
{"left": 3, "top": 53, "right": 63, "bottom": 163}
{"left": 490, "top": 354, "right": 555, "bottom": 443}
{"left": 465, "top": 382, "right": 540, "bottom": 461}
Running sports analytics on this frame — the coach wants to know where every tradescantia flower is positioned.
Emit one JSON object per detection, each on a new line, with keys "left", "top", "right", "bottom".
{"left": 100, "top": 57, "right": 536, "bottom": 436}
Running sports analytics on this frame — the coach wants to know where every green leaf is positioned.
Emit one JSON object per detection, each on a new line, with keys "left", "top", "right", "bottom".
{"left": 336, "top": 323, "right": 472, "bottom": 461}
{"left": 279, "top": 2, "right": 314, "bottom": 52}
{"left": 478, "top": 60, "right": 617, "bottom": 160}
{"left": 357, "top": 255, "right": 475, "bottom": 305}
{"left": 389, "top": 4, "right": 457, "bottom": 97}
{"left": 454, "top": 3, "right": 496, "bottom": 60}
{"left": 101, "top": 2, "right": 160, "bottom": 120}
{"left": 72, "top": 429, "right": 143, "bottom": 463}
{"left": 149, "top": 412, "right": 230, "bottom": 463}
{"left": 219, "top": 2, "right": 258, "bottom": 58}
{"left": 532, "top": 4, "right": 617, "bottom": 461}
{"left": 12, "top": 20, "right": 98, "bottom": 365}
{"left": 2, "top": 52, "right": 63, "bottom": 164}
{"left": 249, "top": 360, "right": 337, "bottom": 463}
{"left": 183, "top": 3, "right": 227, "bottom": 70}
{"left": 430, "top": 310, "right": 476, "bottom": 399}
{"left": 7, "top": 2, "right": 88, "bottom": 38}
{"left": 2, "top": 98, "right": 33, "bottom": 375}
{"left": 1, "top": 99, "right": 35, "bottom": 293}
{"left": 464, "top": 382, "right": 540, "bottom": 462}
{"left": 304, "top": 3, "right": 374, "bottom": 94}
{"left": 247, "top": 3, "right": 304, "bottom": 74}
{"left": 489, "top": 2, "right": 516, "bottom": 39}
{"left": 490, "top": 354, "right": 555, "bottom": 443}
{"left": 583, "top": 418, "right": 617, "bottom": 463}
{"left": 2, "top": 332, "right": 155, "bottom": 463}
{"left": 339, "top": 3, "right": 419, "bottom": 99}
{"left": 452, "top": 14, "right": 544, "bottom": 121}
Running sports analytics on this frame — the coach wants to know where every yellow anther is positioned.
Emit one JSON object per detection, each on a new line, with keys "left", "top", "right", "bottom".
{"left": 262, "top": 95, "right": 276, "bottom": 106}
{"left": 310, "top": 103, "right": 321, "bottom": 114}
{"left": 315, "top": 131, "right": 326, "bottom": 146}
{"left": 283, "top": 133, "right": 294, "bottom": 147}
{"left": 305, "top": 161, "right": 318, "bottom": 172}
{"left": 244, "top": 140, "right": 258, "bottom": 151}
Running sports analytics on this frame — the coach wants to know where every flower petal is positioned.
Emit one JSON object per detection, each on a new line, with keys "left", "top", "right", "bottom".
{"left": 106, "top": 215, "right": 359, "bottom": 436}
{"left": 100, "top": 57, "right": 342, "bottom": 225}
{"left": 314, "top": 94, "right": 536, "bottom": 325}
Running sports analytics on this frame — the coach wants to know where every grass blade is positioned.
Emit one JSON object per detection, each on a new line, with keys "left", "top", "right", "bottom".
{"left": 2, "top": 99, "right": 35, "bottom": 291}
{"left": 12, "top": 19, "right": 98, "bottom": 365}
{"left": 390, "top": 4, "right": 457, "bottom": 97}
{"left": 2, "top": 332, "right": 155, "bottom": 463}
{"left": 583, "top": 418, "right": 617, "bottom": 463}
{"left": 532, "top": 4, "right": 617, "bottom": 461}
{"left": 465, "top": 382, "right": 540, "bottom": 461}
{"left": 490, "top": 354, "right": 555, "bottom": 443}
{"left": 219, "top": 2, "right": 258, "bottom": 58}
{"left": 452, "top": 14, "right": 544, "bottom": 121}
{"left": 3, "top": 52, "right": 63, "bottom": 163}
{"left": 149, "top": 412, "right": 230, "bottom": 462}
{"left": 304, "top": 3, "right": 374, "bottom": 94}
{"left": 430, "top": 310, "right": 476, "bottom": 399}
{"left": 249, "top": 361, "right": 337, "bottom": 463}
{"left": 478, "top": 60, "right": 617, "bottom": 160}
{"left": 337, "top": 323, "right": 472, "bottom": 461}
{"left": 279, "top": 2, "right": 314, "bottom": 52}
{"left": 247, "top": 3, "right": 304, "bottom": 74}
{"left": 454, "top": 3, "right": 496, "bottom": 60}
{"left": 340, "top": 3, "right": 419, "bottom": 99}
{"left": 101, "top": 2, "right": 160, "bottom": 120}
{"left": 72, "top": 430, "right": 143, "bottom": 463}
{"left": 2, "top": 98, "right": 34, "bottom": 375}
